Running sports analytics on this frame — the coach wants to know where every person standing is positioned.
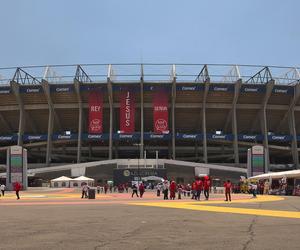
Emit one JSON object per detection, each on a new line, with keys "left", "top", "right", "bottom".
{"left": 203, "top": 176, "right": 211, "bottom": 200}
{"left": 81, "top": 184, "right": 88, "bottom": 198}
{"left": 263, "top": 180, "right": 270, "bottom": 195}
{"left": 169, "top": 181, "right": 176, "bottom": 200}
{"left": 96, "top": 185, "right": 100, "bottom": 194}
{"left": 139, "top": 183, "right": 145, "bottom": 198}
{"left": 163, "top": 180, "right": 169, "bottom": 200}
{"left": 177, "top": 184, "right": 183, "bottom": 199}
{"left": 14, "top": 182, "right": 22, "bottom": 200}
{"left": 195, "top": 177, "right": 203, "bottom": 201}
{"left": 0, "top": 184, "right": 5, "bottom": 196}
{"left": 131, "top": 183, "right": 139, "bottom": 198}
{"left": 224, "top": 180, "right": 232, "bottom": 202}
{"left": 104, "top": 183, "right": 108, "bottom": 194}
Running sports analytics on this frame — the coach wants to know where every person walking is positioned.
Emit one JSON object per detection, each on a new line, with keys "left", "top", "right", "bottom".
{"left": 139, "top": 183, "right": 145, "bottom": 198}
{"left": 13, "top": 182, "right": 22, "bottom": 200}
{"left": 249, "top": 182, "right": 258, "bottom": 198}
{"left": 96, "top": 185, "right": 100, "bottom": 194}
{"left": 0, "top": 184, "right": 5, "bottom": 196}
{"left": 203, "top": 176, "right": 211, "bottom": 200}
{"left": 224, "top": 180, "right": 232, "bottom": 202}
{"left": 131, "top": 183, "right": 139, "bottom": 198}
{"left": 195, "top": 177, "right": 203, "bottom": 201}
{"left": 169, "top": 181, "right": 176, "bottom": 200}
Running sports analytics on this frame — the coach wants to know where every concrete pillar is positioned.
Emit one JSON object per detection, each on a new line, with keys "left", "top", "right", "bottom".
{"left": 171, "top": 78, "right": 176, "bottom": 159}
{"left": 46, "top": 108, "right": 53, "bottom": 165}
{"left": 202, "top": 82, "right": 209, "bottom": 163}
{"left": 41, "top": 80, "right": 60, "bottom": 166}
{"left": 261, "top": 81, "right": 274, "bottom": 172}
{"left": 11, "top": 82, "right": 24, "bottom": 146}
{"left": 107, "top": 79, "right": 113, "bottom": 160}
{"left": 74, "top": 80, "right": 83, "bottom": 163}
{"left": 288, "top": 110, "right": 299, "bottom": 168}
{"left": 140, "top": 78, "right": 144, "bottom": 159}
{"left": 232, "top": 80, "right": 241, "bottom": 165}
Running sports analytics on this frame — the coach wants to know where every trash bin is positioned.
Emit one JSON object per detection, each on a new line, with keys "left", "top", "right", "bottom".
{"left": 88, "top": 188, "right": 96, "bottom": 199}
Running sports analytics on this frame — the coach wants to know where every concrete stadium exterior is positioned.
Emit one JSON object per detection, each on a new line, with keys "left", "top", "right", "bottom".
{"left": 0, "top": 63, "right": 300, "bottom": 181}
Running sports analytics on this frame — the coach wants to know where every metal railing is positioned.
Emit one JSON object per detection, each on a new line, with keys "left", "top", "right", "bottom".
{"left": 0, "top": 63, "right": 299, "bottom": 85}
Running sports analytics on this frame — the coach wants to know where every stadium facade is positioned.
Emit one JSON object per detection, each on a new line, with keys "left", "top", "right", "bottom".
{"left": 0, "top": 63, "right": 300, "bottom": 176}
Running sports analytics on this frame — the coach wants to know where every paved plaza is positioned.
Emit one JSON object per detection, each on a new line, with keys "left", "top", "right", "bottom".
{"left": 0, "top": 188, "right": 300, "bottom": 250}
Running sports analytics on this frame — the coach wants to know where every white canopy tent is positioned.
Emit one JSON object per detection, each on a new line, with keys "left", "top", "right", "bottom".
{"left": 50, "top": 176, "right": 73, "bottom": 188}
{"left": 142, "top": 176, "right": 164, "bottom": 182}
{"left": 70, "top": 176, "right": 95, "bottom": 188}
{"left": 249, "top": 170, "right": 300, "bottom": 180}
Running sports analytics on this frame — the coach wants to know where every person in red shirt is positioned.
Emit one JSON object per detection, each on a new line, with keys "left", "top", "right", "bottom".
{"left": 195, "top": 178, "right": 203, "bottom": 201}
{"left": 203, "top": 176, "right": 211, "bottom": 200}
{"left": 139, "top": 182, "right": 145, "bottom": 198}
{"left": 13, "top": 182, "right": 22, "bottom": 200}
{"left": 169, "top": 181, "right": 177, "bottom": 200}
{"left": 224, "top": 180, "right": 232, "bottom": 202}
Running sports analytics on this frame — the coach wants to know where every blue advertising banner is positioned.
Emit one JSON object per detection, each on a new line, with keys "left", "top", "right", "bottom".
{"left": 240, "top": 85, "right": 266, "bottom": 93}
{"left": 144, "top": 133, "right": 171, "bottom": 140}
{"left": 80, "top": 84, "right": 106, "bottom": 92}
{"left": 19, "top": 86, "right": 43, "bottom": 94}
{"left": 209, "top": 84, "right": 234, "bottom": 92}
{"left": 0, "top": 86, "right": 11, "bottom": 94}
{"left": 113, "top": 133, "right": 140, "bottom": 141}
{"left": 238, "top": 134, "right": 264, "bottom": 141}
{"left": 50, "top": 84, "right": 74, "bottom": 93}
{"left": 176, "top": 85, "right": 204, "bottom": 91}
{"left": 52, "top": 134, "right": 78, "bottom": 140}
{"left": 176, "top": 133, "right": 203, "bottom": 140}
{"left": 143, "top": 86, "right": 171, "bottom": 91}
{"left": 272, "top": 86, "right": 294, "bottom": 95}
{"left": 112, "top": 86, "right": 140, "bottom": 92}
{"left": 268, "top": 135, "right": 292, "bottom": 142}
{"left": 207, "top": 134, "right": 233, "bottom": 141}
{"left": 23, "top": 134, "right": 47, "bottom": 142}
{"left": 82, "top": 133, "right": 109, "bottom": 141}
{"left": 0, "top": 135, "right": 18, "bottom": 142}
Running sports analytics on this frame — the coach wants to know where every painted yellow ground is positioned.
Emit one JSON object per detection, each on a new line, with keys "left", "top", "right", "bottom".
{"left": 130, "top": 196, "right": 300, "bottom": 219}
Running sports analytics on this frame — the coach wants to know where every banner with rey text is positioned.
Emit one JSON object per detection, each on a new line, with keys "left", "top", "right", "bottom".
{"left": 88, "top": 91, "right": 103, "bottom": 133}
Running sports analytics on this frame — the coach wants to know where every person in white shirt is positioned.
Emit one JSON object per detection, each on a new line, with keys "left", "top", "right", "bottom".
{"left": 0, "top": 184, "right": 5, "bottom": 196}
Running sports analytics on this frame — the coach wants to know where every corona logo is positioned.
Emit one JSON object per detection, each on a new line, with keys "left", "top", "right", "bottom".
{"left": 155, "top": 119, "right": 167, "bottom": 132}
{"left": 90, "top": 119, "right": 101, "bottom": 131}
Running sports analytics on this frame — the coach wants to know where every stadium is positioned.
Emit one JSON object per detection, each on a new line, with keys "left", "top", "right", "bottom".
{"left": 0, "top": 63, "right": 300, "bottom": 184}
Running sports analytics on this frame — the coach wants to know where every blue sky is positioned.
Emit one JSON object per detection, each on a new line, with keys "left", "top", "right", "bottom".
{"left": 0, "top": 0, "right": 299, "bottom": 68}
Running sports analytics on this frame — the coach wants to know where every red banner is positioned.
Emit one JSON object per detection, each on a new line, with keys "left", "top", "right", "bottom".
{"left": 120, "top": 89, "right": 135, "bottom": 133}
{"left": 88, "top": 91, "right": 103, "bottom": 133}
{"left": 153, "top": 90, "right": 169, "bottom": 134}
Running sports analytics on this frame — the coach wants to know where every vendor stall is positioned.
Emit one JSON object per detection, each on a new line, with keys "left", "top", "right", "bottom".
{"left": 249, "top": 170, "right": 300, "bottom": 196}
{"left": 50, "top": 176, "right": 73, "bottom": 188}
{"left": 70, "top": 176, "right": 95, "bottom": 188}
